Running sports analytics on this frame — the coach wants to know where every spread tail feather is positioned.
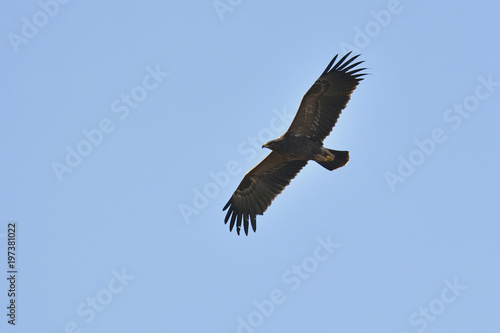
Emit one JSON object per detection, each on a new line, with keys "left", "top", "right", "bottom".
{"left": 317, "top": 150, "right": 349, "bottom": 171}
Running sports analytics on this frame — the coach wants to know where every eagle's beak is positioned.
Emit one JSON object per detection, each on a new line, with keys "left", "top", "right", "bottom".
{"left": 262, "top": 143, "right": 268, "bottom": 149}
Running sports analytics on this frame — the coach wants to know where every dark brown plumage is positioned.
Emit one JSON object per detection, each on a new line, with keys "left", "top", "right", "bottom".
{"left": 223, "top": 52, "right": 367, "bottom": 235}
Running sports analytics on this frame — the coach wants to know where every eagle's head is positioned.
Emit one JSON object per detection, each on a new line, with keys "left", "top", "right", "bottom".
{"left": 262, "top": 138, "right": 281, "bottom": 150}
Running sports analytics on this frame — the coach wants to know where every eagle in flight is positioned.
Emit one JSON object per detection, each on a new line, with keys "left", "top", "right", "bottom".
{"left": 223, "top": 52, "right": 367, "bottom": 235}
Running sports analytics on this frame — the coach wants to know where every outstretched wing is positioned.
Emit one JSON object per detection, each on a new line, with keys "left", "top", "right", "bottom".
{"left": 223, "top": 152, "right": 307, "bottom": 235}
{"left": 286, "top": 52, "right": 367, "bottom": 142}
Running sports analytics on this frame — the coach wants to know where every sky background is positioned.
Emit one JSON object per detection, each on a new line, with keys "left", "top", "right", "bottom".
{"left": 1, "top": 1, "right": 500, "bottom": 332}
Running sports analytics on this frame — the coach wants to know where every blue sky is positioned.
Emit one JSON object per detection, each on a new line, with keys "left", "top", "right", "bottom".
{"left": 2, "top": 1, "right": 500, "bottom": 332}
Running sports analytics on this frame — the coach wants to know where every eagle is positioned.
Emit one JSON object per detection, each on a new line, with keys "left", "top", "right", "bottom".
{"left": 223, "top": 52, "right": 367, "bottom": 235}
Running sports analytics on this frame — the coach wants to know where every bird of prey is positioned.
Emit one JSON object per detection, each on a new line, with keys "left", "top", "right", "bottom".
{"left": 223, "top": 52, "right": 367, "bottom": 235}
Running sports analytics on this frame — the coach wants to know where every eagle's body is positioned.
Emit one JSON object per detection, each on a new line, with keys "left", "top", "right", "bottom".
{"left": 223, "top": 52, "right": 367, "bottom": 235}
{"left": 265, "top": 135, "right": 322, "bottom": 160}
{"left": 263, "top": 134, "right": 344, "bottom": 165}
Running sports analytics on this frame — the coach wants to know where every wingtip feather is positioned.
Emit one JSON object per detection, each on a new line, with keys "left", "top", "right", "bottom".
{"left": 321, "top": 52, "right": 367, "bottom": 80}
{"left": 243, "top": 213, "right": 249, "bottom": 236}
{"left": 251, "top": 215, "right": 257, "bottom": 232}
{"left": 321, "top": 54, "right": 338, "bottom": 76}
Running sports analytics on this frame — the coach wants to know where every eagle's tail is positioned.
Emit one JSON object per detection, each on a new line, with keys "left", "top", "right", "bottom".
{"left": 317, "top": 150, "right": 349, "bottom": 171}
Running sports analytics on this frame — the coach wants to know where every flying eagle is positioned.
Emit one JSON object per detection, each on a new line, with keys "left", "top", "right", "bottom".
{"left": 223, "top": 52, "right": 367, "bottom": 235}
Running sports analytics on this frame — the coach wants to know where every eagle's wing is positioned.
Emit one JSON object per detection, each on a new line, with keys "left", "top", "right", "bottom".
{"left": 286, "top": 52, "right": 367, "bottom": 142}
{"left": 223, "top": 152, "right": 307, "bottom": 235}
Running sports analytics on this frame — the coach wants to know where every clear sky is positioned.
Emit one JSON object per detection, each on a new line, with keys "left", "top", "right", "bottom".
{"left": 2, "top": 1, "right": 500, "bottom": 332}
